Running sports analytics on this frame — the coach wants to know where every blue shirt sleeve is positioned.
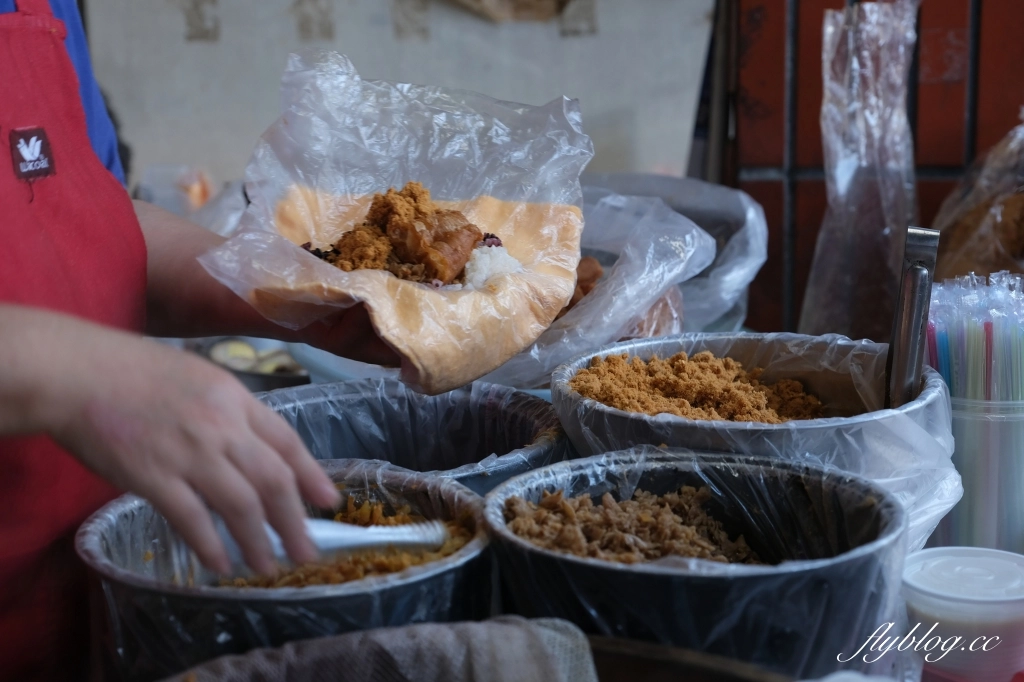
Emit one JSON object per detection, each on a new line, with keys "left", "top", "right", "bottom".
{"left": 0, "top": 0, "right": 126, "bottom": 185}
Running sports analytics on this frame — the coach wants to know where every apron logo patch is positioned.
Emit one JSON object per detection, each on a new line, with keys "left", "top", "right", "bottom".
{"left": 10, "top": 127, "right": 55, "bottom": 180}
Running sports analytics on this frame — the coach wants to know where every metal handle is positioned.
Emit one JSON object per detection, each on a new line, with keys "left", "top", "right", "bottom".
{"left": 212, "top": 517, "right": 449, "bottom": 573}
{"left": 886, "top": 227, "right": 940, "bottom": 409}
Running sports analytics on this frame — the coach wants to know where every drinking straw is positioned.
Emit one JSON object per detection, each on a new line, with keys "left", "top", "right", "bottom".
{"left": 927, "top": 271, "right": 1024, "bottom": 401}
{"left": 984, "top": 320, "right": 993, "bottom": 401}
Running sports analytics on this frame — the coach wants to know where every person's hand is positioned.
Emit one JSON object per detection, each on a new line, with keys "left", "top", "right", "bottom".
{"left": 134, "top": 200, "right": 400, "bottom": 369}
{"left": 42, "top": 319, "right": 340, "bottom": 575}
{"left": 301, "top": 304, "right": 402, "bottom": 368}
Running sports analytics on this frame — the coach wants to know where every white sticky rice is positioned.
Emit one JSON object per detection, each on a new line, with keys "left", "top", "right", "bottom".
{"left": 463, "top": 246, "right": 523, "bottom": 290}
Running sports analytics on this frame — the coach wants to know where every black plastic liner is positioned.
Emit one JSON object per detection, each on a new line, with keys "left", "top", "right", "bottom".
{"left": 77, "top": 461, "right": 490, "bottom": 682}
{"left": 483, "top": 448, "right": 908, "bottom": 680}
{"left": 258, "top": 379, "right": 573, "bottom": 495}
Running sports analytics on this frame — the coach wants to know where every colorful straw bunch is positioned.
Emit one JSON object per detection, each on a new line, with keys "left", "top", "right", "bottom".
{"left": 927, "top": 272, "right": 1024, "bottom": 401}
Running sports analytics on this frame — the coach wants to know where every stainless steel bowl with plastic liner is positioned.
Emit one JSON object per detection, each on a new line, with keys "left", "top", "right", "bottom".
{"left": 483, "top": 448, "right": 908, "bottom": 680}
{"left": 76, "top": 460, "right": 490, "bottom": 682}
{"left": 257, "top": 379, "right": 573, "bottom": 495}
{"left": 550, "top": 332, "right": 960, "bottom": 550}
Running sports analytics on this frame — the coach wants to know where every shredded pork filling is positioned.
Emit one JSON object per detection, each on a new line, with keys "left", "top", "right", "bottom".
{"left": 505, "top": 486, "right": 763, "bottom": 565}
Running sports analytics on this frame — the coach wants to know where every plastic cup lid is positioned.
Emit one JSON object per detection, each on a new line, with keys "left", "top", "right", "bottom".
{"left": 904, "top": 547, "right": 1024, "bottom": 603}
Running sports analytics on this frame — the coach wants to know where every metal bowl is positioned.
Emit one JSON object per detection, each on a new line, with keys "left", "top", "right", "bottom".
{"left": 77, "top": 461, "right": 490, "bottom": 681}
{"left": 550, "top": 332, "right": 958, "bottom": 550}
{"left": 484, "top": 448, "right": 908, "bottom": 679}
{"left": 256, "top": 379, "right": 574, "bottom": 495}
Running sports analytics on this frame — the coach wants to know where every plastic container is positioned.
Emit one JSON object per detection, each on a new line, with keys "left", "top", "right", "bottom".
{"left": 256, "top": 379, "right": 572, "bottom": 495}
{"left": 550, "top": 333, "right": 961, "bottom": 551}
{"left": 76, "top": 460, "right": 491, "bottom": 682}
{"left": 484, "top": 448, "right": 908, "bottom": 680}
{"left": 903, "top": 547, "right": 1024, "bottom": 682}
{"left": 193, "top": 337, "right": 309, "bottom": 393}
{"left": 929, "top": 399, "right": 1024, "bottom": 554}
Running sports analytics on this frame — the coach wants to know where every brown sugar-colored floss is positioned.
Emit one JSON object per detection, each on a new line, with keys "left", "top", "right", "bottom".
{"left": 569, "top": 351, "right": 824, "bottom": 423}
{"left": 310, "top": 181, "right": 483, "bottom": 285}
{"left": 330, "top": 224, "right": 393, "bottom": 271}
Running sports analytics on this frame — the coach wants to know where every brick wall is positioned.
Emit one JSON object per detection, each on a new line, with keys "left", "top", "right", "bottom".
{"left": 736, "top": 0, "right": 1024, "bottom": 332}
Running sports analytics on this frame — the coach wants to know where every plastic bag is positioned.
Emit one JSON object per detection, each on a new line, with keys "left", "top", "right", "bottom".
{"left": 933, "top": 118, "right": 1024, "bottom": 280}
{"left": 581, "top": 173, "right": 769, "bottom": 332}
{"left": 484, "top": 448, "right": 909, "bottom": 679}
{"left": 549, "top": 333, "right": 962, "bottom": 551}
{"left": 191, "top": 180, "right": 247, "bottom": 237}
{"left": 281, "top": 175, "right": 765, "bottom": 387}
{"left": 135, "top": 164, "right": 213, "bottom": 216}
{"left": 158, "top": 617, "right": 597, "bottom": 682}
{"left": 798, "top": 0, "right": 920, "bottom": 343}
{"left": 77, "top": 460, "right": 491, "bottom": 682}
{"left": 478, "top": 188, "right": 716, "bottom": 389}
{"left": 256, "top": 379, "right": 572, "bottom": 495}
{"left": 198, "top": 50, "right": 593, "bottom": 395}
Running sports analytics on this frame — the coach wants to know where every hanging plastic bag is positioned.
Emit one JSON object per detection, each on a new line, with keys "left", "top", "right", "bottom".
{"left": 198, "top": 51, "right": 593, "bottom": 395}
{"left": 479, "top": 187, "right": 717, "bottom": 389}
{"left": 933, "top": 117, "right": 1024, "bottom": 279}
{"left": 798, "top": 0, "right": 920, "bottom": 343}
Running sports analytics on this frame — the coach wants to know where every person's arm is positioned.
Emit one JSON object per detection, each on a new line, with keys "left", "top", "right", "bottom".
{"left": 0, "top": 303, "right": 339, "bottom": 575}
{"left": 136, "top": 200, "right": 399, "bottom": 367}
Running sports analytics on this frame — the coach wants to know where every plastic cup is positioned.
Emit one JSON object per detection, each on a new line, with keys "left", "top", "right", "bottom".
{"left": 903, "top": 547, "right": 1024, "bottom": 682}
{"left": 929, "top": 399, "right": 1024, "bottom": 553}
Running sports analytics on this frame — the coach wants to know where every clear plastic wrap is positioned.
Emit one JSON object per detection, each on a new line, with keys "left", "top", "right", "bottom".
{"left": 483, "top": 448, "right": 909, "bottom": 679}
{"left": 191, "top": 180, "right": 247, "bottom": 237}
{"left": 198, "top": 50, "right": 594, "bottom": 395}
{"left": 135, "top": 164, "right": 213, "bottom": 217}
{"left": 550, "top": 333, "right": 962, "bottom": 551}
{"left": 76, "top": 460, "right": 490, "bottom": 682}
{"left": 479, "top": 188, "right": 717, "bottom": 389}
{"left": 256, "top": 379, "right": 573, "bottom": 495}
{"left": 798, "top": 0, "right": 920, "bottom": 343}
{"left": 580, "top": 173, "right": 769, "bottom": 333}
{"left": 278, "top": 175, "right": 766, "bottom": 387}
{"left": 933, "top": 120, "right": 1024, "bottom": 280}
{"left": 157, "top": 617, "right": 597, "bottom": 682}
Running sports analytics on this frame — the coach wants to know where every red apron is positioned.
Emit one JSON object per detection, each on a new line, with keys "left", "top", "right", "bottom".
{"left": 0, "top": 0, "right": 147, "bottom": 679}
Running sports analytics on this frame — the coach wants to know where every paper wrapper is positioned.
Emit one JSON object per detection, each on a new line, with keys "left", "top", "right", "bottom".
{"left": 199, "top": 51, "right": 593, "bottom": 394}
{"left": 479, "top": 188, "right": 716, "bottom": 389}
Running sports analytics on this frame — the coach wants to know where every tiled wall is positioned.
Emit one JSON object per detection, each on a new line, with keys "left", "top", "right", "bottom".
{"left": 736, "top": 0, "right": 1024, "bottom": 332}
